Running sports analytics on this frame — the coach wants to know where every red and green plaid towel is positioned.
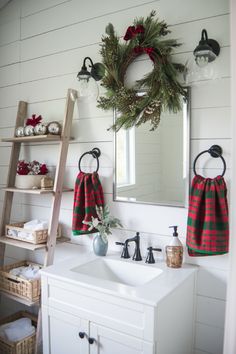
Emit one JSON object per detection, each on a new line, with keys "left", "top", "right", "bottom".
{"left": 186, "top": 175, "right": 229, "bottom": 256}
{"left": 72, "top": 171, "right": 104, "bottom": 235}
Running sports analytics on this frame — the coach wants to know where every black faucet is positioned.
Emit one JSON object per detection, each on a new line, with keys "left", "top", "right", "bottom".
{"left": 115, "top": 241, "right": 130, "bottom": 259}
{"left": 145, "top": 247, "right": 162, "bottom": 264}
{"left": 124, "top": 232, "right": 142, "bottom": 261}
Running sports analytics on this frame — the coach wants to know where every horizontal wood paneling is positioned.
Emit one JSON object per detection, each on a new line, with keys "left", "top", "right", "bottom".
{"left": 21, "top": 0, "right": 150, "bottom": 38}
{"left": 21, "top": 0, "right": 75, "bottom": 18}
{"left": 0, "top": 41, "right": 20, "bottom": 67}
{"left": 191, "top": 107, "right": 231, "bottom": 139}
{"left": 0, "top": 106, "right": 18, "bottom": 127}
{"left": 18, "top": 36, "right": 229, "bottom": 87}
{"left": 0, "top": 0, "right": 20, "bottom": 24}
{"left": 20, "top": 45, "right": 101, "bottom": 83}
{"left": 195, "top": 323, "right": 224, "bottom": 354}
{"left": 191, "top": 78, "right": 230, "bottom": 109}
{"left": 196, "top": 296, "right": 226, "bottom": 329}
{"left": 158, "top": 0, "right": 229, "bottom": 23}
{"left": 0, "top": 19, "right": 20, "bottom": 46}
{"left": 0, "top": 1, "right": 231, "bottom": 353}
{"left": 18, "top": 141, "right": 113, "bottom": 167}
{"left": 19, "top": 74, "right": 75, "bottom": 103}
{"left": 169, "top": 15, "right": 229, "bottom": 54}
{"left": 197, "top": 268, "right": 228, "bottom": 300}
{"left": 20, "top": 10, "right": 229, "bottom": 61}
{"left": 20, "top": 0, "right": 229, "bottom": 40}
{"left": 0, "top": 84, "right": 19, "bottom": 108}
{"left": 0, "top": 63, "right": 20, "bottom": 87}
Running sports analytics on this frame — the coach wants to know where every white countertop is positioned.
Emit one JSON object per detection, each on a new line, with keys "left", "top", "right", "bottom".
{"left": 41, "top": 252, "right": 198, "bottom": 306}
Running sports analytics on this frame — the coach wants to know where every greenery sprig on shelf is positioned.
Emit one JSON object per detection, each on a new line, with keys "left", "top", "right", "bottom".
{"left": 97, "top": 11, "right": 187, "bottom": 131}
{"left": 83, "top": 205, "right": 123, "bottom": 243}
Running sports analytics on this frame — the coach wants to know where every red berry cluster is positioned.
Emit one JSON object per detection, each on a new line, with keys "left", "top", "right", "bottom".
{"left": 17, "top": 160, "right": 48, "bottom": 175}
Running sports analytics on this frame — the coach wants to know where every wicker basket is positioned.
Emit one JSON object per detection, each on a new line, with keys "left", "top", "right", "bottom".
{"left": 5, "top": 222, "right": 61, "bottom": 245}
{"left": 0, "top": 311, "right": 37, "bottom": 354}
{"left": 0, "top": 261, "right": 42, "bottom": 302}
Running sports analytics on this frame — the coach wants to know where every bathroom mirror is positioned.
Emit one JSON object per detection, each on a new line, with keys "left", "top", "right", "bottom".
{"left": 114, "top": 90, "right": 190, "bottom": 207}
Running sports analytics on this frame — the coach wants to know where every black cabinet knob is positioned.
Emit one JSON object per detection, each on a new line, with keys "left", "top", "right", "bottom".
{"left": 88, "top": 337, "right": 95, "bottom": 344}
{"left": 78, "top": 332, "right": 85, "bottom": 339}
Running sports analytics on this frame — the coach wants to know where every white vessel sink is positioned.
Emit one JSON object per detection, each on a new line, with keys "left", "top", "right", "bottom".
{"left": 71, "top": 258, "right": 163, "bottom": 287}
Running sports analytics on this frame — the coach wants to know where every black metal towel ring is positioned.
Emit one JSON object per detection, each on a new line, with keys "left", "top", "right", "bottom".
{"left": 78, "top": 148, "right": 101, "bottom": 173}
{"left": 193, "top": 145, "right": 226, "bottom": 177}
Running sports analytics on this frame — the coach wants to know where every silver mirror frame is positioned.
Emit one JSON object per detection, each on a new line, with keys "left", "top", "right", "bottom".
{"left": 113, "top": 87, "right": 191, "bottom": 208}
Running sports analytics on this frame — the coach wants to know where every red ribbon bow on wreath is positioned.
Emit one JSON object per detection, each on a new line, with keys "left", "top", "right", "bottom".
{"left": 26, "top": 114, "right": 42, "bottom": 127}
{"left": 123, "top": 25, "right": 145, "bottom": 41}
{"left": 134, "top": 46, "right": 155, "bottom": 62}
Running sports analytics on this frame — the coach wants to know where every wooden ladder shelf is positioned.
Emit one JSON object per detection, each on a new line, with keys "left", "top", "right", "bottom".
{"left": 0, "top": 88, "right": 77, "bottom": 353}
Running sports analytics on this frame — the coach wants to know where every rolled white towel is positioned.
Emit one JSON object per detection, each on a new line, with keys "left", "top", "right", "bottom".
{"left": 19, "top": 265, "right": 41, "bottom": 280}
{"left": 4, "top": 324, "right": 35, "bottom": 342}
{"left": 9, "top": 266, "right": 26, "bottom": 277}
{"left": 24, "top": 219, "right": 48, "bottom": 231}
{"left": 18, "top": 231, "right": 34, "bottom": 240}
{"left": 7, "top": 229, "right": 18, "bottom": 237}
{"left": 0, "top": 317, "right": 34, "bottom": 341}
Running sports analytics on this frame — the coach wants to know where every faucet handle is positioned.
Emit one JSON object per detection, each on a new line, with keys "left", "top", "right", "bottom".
{"left": 115, "top": 242, "right": 130, "bottom": 259}
{"left": 145, "top": 247, "right": 162, "bottom": 264}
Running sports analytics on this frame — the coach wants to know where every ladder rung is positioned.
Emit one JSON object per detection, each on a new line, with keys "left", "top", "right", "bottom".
{"left": 2, "top": 187, "right": 73, "bottom": 194}
{"left": 0, "top": 237, "right": 47, "bottom": 250}
{"left": 0, "top": 290, "right": 40, "bottom": 307}
{"left": 1, "top": 135, "right": 61, "bottom": 143}
{"left": 0, "top": 236, "right": 70, "bottom": 250}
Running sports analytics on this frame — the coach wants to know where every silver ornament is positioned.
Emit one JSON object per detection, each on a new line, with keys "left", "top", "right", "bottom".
{"left": 15, "top": 126, "right": 25, "bottom": 137}
{"left": 47, "top": 121, "right": 61, "bottom": 135}
{"left": 34, "top": 123, "right": 47, "bottom": 135}
{"left": 24, "top": 125, "right": 35, "bottom": 136}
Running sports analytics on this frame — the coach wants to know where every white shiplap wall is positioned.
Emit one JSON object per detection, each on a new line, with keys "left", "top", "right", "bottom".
{"left": 0, "top": 1, "right": 230, "bottom": 354}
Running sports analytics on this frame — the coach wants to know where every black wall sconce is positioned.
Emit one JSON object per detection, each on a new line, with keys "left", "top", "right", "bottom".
{"left": 77, "top": 57, "right": 105, "bottom": 99}
{"left": 194, "top": 29, "right": 220, "bottom": 67}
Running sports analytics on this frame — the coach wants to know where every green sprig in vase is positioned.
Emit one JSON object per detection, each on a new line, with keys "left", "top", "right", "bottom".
{"left": 83, "top": 205, "right": 122, "bottom": 257}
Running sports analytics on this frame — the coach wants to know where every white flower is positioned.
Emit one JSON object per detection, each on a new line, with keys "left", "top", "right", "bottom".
{"left": 92, "top": 217, "right": 99, "bottom": 228}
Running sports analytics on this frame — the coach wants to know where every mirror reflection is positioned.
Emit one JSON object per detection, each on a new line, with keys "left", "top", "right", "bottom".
{"left": 114, "top": 93, "right": 190, "bottom": 207}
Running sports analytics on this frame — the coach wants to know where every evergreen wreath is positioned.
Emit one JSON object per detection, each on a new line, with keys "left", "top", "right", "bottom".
{"left": 97, "top": 11, "right": 187, "bottom": 131}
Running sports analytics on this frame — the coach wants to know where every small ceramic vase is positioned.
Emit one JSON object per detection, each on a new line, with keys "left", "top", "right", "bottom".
{"left": 93, "top": 232, "right": 108, "bottom": 256}
{"left": 15, "top": 175, "right": 43, "bottom": 189}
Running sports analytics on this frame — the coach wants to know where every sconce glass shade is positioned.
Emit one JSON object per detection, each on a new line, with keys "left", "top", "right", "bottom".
{"left": 77, "top": 57, "right": 105, "bottom": 100}
{"left": 77, "top": 76, "right": 99, "bottom": 100}
{"left": 193, "top": 29, "right": 220, "bottom": 68}
{"left": 185, "top": 58, "right": 218, "bottom": 84}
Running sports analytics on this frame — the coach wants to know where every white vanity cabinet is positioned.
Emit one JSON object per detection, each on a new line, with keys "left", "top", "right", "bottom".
{"left": 44, "top": 305, "right": 153, "bottom": 354}
{"left": 44, "top": 307, "right": 89, "bottom": 354}
{"left": 89, "top": 324, "right": 153, "bottom": 354}
{"left": 41, "top": 258, "right": 196, "bottom": 354}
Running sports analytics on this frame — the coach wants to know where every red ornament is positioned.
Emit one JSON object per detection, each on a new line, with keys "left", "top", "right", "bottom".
{"left": 135, "top": 25, "right": 145, "bottom": 34}
{"left": 123, "top": 25, "right": 145, "bottom": 41}
{"left": 133, "top": 46, "right": 155, "bottom": 62}
{"left": 124, "top": 26, "right": 136, "bottom": 40}
{"left": 40, "top": 164, "right": 48, "bottom": 175}
{"left": 17, "top": 160, "right": 29, "bottom": 175}
{"left": 26, "top": 114, "right": 42, "bottom": 127}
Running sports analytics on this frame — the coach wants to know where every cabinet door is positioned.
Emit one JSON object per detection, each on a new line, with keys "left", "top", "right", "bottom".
{"left": 47, "top": 308, "right": 89, "bottom": 354}
{"left": 89, "top": 323, "right": 154, "bottom": 354}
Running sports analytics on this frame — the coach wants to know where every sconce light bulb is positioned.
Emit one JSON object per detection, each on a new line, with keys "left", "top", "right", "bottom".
{"left": 195, "top": 55, "right": 209, "bottom": 68}
{"left": 77, "top": 77, "right": 99, "bottom": 100}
